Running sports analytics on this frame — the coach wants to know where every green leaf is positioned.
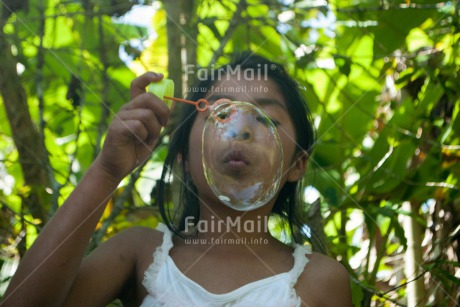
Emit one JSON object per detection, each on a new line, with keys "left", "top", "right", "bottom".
{"left": 366, "top": 141, "right": 416, "bottom": 194}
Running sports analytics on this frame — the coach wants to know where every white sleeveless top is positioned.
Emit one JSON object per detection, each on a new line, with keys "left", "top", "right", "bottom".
{"left": 141, "top": 224, "right": 312, "bottom": 307}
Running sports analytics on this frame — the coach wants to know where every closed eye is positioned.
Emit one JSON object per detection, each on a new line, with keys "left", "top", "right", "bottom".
{"left": 257, "top": 116, "right": 279, "bottom": 127}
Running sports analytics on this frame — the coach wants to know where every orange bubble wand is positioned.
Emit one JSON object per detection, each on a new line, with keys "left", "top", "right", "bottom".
{"left": 163, "top": 96, "right": 210, "bottom": 112}
{"left": 148, "top": 79, "right": 210, "bottom": 112}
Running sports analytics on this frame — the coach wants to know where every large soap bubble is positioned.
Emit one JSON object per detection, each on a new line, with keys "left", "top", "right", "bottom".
{"left": 202, "top": 101, "right": 283, "bottom": 211}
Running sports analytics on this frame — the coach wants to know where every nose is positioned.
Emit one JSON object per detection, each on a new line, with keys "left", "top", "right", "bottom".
{"left": 239, "top": 131, "right": 251, "bottom": 140}
{"left": 230, "top": 130, "right": 252, "bottom": 141}
{"left": 227, "top": 129, "right": 251, "bottom": 140}
{"left": 225, "top": 113, "right": 254, "bottom": 141}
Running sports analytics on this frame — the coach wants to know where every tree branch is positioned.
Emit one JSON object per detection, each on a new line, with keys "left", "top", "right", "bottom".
{"left": 0, "top": 31, "right": 52, "bottom": 223}
{"left": 207, "top": 0, "right": 246, "bottom": 66}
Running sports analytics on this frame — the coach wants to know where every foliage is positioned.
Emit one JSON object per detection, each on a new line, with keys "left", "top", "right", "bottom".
{"left": 1, "top": 0, "right": 459, "bottom": 305}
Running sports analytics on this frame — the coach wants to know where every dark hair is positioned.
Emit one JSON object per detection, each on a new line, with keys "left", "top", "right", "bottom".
{"left": 157, "top": 52, "right": 316, "bottom": 245}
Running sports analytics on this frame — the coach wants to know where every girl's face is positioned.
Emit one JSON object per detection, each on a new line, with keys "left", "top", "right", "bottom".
{"left": 187, "top": 75, "right": 304, "bottom": 209}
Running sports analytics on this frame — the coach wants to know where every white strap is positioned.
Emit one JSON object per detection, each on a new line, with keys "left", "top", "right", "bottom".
{"left": 289, "top": 244, "right": 312, "bottom": 287}
{"left": 141, "top": 223, "right": 174, "bottom": 295}
{"left": 155, "top": 223, "right": 174, "bottom": 261}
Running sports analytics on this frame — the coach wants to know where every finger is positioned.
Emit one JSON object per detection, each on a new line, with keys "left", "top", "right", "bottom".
{"left": 116, "top": 119, "right": 149, "bottom": 144}
{"left": 130, "top": 72, "right": 164, "bottom": 99}
{"left": 117, "top": 108, "right": 162, "bottom": 143}
{"left": 122, "top": 93, "right": 170, "bottom": 126}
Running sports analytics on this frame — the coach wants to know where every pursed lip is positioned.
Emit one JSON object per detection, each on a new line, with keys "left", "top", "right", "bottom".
{"left": 222, "top": 149, "right": 250, "bottom": 166}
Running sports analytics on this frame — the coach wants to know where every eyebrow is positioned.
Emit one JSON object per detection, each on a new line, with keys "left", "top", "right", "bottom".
{"left": 254, "top": 97, "right": 287, "bottom": 110}
{"left": 206, "top": 94, "right": 287, "bottom": 110}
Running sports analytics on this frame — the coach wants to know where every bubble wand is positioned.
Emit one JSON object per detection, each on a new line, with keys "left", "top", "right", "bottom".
{"left": 148, "top": 79, "right": 210, "bottom": 112}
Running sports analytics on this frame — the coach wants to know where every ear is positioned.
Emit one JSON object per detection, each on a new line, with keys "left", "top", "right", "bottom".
{"left": 286, "top": 151, "right": 308, "bottom": 182}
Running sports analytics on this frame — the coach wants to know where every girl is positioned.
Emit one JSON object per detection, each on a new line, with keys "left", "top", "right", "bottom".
{"left": 3, "top": 53, "right": 352, "bottom": 306}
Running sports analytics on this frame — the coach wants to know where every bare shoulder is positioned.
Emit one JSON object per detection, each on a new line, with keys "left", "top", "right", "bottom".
{"left": 111, "top": 225, "right": 164, "bottom": 250}
{"left": 94, "top": 225, "right": 164, "bottom": 261}
{"left": 65, "top": 226, "right": 165, "bottom": 306}
{"left": 107, "top": 225, "right": 166, "bottom": 273}
{"left": 296, "top": 252, "right": 352, "bottom": 307}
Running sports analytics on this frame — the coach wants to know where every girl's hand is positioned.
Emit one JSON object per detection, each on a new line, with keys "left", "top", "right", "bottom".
{"left": 95, "top": 72, "right": 170, "bottom": 181}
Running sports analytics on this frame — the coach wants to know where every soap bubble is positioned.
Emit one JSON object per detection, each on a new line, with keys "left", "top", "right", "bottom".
{"left": 202, "top": 101, "right": 283, "bottom": 211}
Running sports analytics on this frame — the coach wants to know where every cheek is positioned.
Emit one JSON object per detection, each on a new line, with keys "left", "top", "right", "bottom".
{"left": 188, "top": 122, "right": 203, "bottom": 170}
{"left": 278, "top": 127, "right": 298, "bottom": 172}
{"left": 188, "top": 121, "right": 208, "bottom": 188}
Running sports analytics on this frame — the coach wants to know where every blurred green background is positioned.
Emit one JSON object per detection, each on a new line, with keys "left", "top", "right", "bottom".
{"left": 0, "top": 0, "right": 459, "bottom": 305}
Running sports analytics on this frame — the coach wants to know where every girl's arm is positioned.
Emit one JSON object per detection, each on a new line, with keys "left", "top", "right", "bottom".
{"left": 2, "top": 72, "right": 169, "bottom": 307}
{"left": 64, "top": 226, "right": 161, "bottom": 306}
